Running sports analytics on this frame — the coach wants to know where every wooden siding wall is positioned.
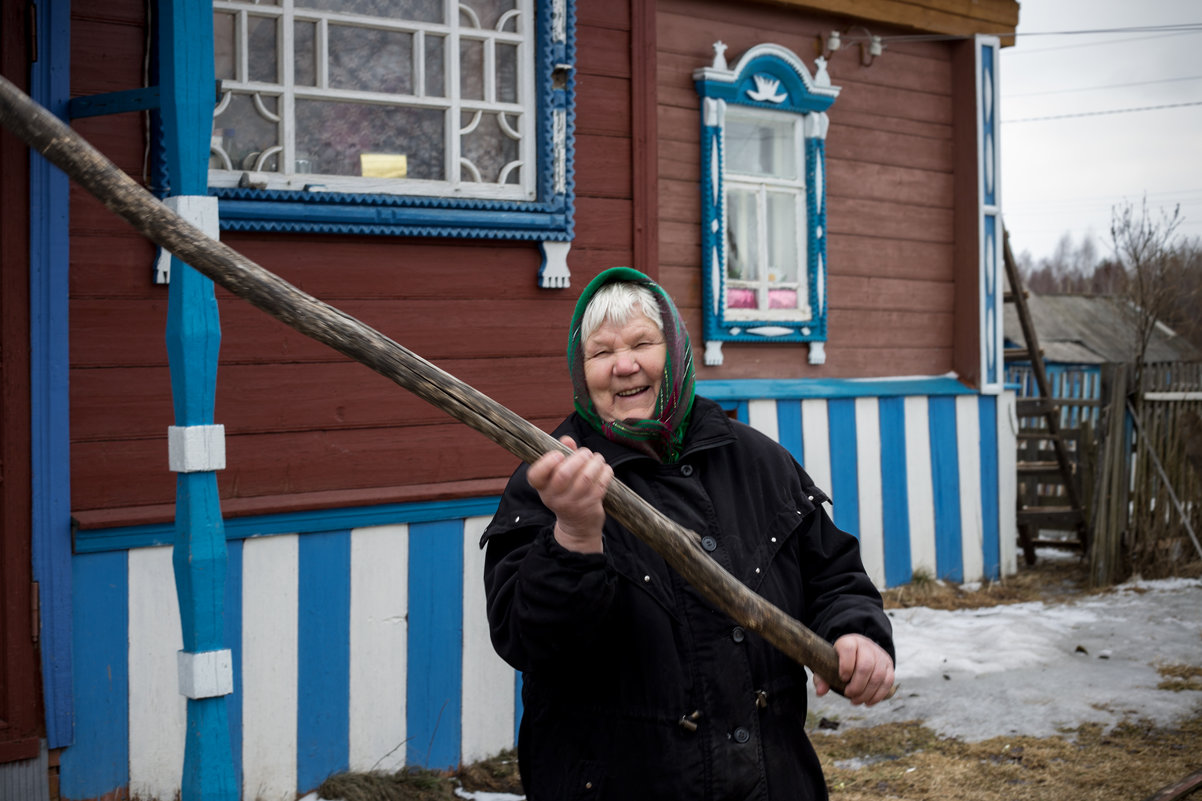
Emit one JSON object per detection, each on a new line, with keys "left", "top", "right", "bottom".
{"left": 69, "top": 1, "right": 640, "bottom": 527}
{"left": 656, "top": 0, "right": 961, "bottom": 380}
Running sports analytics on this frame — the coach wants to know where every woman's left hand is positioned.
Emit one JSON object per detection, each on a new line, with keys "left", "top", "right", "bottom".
{"left": 813, "top": 634, "right": 894, "bottom": 707}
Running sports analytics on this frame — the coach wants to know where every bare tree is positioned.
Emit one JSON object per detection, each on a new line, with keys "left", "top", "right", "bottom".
{"left": 1109, "top": 196, "right": 1183, "bottom": 403}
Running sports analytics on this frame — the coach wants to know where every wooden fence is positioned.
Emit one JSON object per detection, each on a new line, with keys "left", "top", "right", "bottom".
{"left": 1088, "top": 361, "right": 1202, "bottom": 585}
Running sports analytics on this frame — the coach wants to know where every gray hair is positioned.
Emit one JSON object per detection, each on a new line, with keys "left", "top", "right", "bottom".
{"left": 581, "top": 281, "right": 663, "bottom": 343}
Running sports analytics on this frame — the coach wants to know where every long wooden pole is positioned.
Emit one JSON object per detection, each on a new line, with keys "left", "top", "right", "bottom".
{"left": 0, "top": 74, "right": 856, "bottom": 693}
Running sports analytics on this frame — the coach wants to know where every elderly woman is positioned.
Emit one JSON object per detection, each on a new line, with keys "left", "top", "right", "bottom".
{"left": 482, "top": 267, "right": 894, "bottom": 801}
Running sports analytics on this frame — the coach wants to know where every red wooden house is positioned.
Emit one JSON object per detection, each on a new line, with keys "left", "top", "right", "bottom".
{"left": 0, "top": 0, "right": 1020, "bottom": 798}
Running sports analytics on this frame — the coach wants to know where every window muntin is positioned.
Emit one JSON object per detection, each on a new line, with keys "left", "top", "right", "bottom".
{"left": 209, "top": 0, "right": 536, "bottom": 200}
{"left": 723, "top": 106, "right": 808, "bottom": 321}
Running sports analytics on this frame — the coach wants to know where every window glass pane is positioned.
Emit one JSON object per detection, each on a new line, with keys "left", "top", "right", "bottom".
{"left": 212, "top": 93, "right": 281, "bottom": 171}
{"left": 460, "top": 39, "right": 484, "bottom": 100}
{"left": 214, "top": 12, "right": 236, "bottom": 81}
{"left": 725, "top": 114, "right": 796, "bottom": 179}
{"left": 297, "top": 0, "right": 443, "bottom": 24}
{"left": 766, "top": 191, "right": 798, "bottom": 283}
{"left": 497, "top": 42, "right": 518, "bottom": 103}
{"left": 460, "top": 0, "right": 518, "bottom": 30}
{"left": 247, "top": 16, "right": 279, "bottom": 84}
{"left": 294, "top": 20, "right": 317, "bottom": 86}
{"left": 461, "top": 111, "right": 519, "bottom": 183}
{"left": 329, "top": 26, "right": 413, "bottom": 94}
{"left": 295, "top": 100, "right": 445, "bottom": 179}
{"left": 725, "top": 187, "right": 759, "bottom": 292}
{"left": 425, "top": 34, "right": 445, "bottom": 97}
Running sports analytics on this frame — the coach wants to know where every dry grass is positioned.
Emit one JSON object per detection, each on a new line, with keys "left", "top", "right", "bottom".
{"left": 317, "top": 556, "right": 1202, "bottom": 801}
{"left": 814, "top": 713, "right": 1202, "bottom": 801}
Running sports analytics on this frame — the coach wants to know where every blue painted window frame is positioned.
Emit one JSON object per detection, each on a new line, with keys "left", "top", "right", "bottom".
{"left": 182, "top": 1, "right": 576, "bottom": 241}
{"left": 694, "top": 44, "right": 839, "bottom": 357}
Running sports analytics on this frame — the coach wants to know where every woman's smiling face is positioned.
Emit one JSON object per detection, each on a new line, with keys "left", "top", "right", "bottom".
{"left": 583, "top": 311, "right": 667, "bottom": 424}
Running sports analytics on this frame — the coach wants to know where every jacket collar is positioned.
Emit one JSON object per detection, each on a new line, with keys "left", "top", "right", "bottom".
{"left": 573, "top": 396, "right": 736, "bottom": 468}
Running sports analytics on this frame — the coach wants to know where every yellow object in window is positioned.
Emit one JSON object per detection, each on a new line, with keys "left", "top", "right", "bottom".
{"left": 360, "top": 153, "right": 408, "bottom": 179}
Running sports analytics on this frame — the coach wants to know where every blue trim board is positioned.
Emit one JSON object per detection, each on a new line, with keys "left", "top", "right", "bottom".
{"left": 878, "top": 398, "right": 912, "bottom": 587}
{"left": 60, "top": 551, "right": 129, "bottom": 800}
{"left": 407, "top": 520, "right": 464, "bottom": 770}
{"left": 75, "top": 496, "right": 503, "bottom": 553}
{"left": 697, "top": 376, "right": 973, "bottom": 401}
{"left": 775, "top": 400, "right": 804, "bottom": 466}
{"left": 978, "top": 396, "right": 1001, "bottom": 580}
{"left": 225, "top": 539, "right": 245, "bottom": 792}
{"left": 928, "top": 397, "right": 963, "bottom": 582}
{"left": 827, "top": 399, "right": 859, "bottom": 535}
{"left": 298, "top": 530, "right": 352, "bottom": 792}
{"left": 30, "top": 0, "right": 74, "bottom": 750}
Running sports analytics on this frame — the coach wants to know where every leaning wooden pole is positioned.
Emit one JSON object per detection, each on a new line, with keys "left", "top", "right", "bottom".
{"left": 0, "top": 75, "right": 873, "bottom": 694}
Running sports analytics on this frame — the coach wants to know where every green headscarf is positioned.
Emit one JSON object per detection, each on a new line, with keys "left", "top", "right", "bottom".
{"left": 568, "top": 267, "right": 696, "bottom": 463}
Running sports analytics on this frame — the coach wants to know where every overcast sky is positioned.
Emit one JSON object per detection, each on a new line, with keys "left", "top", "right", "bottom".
{"left": 999, "top": 0, "right": 1202, "bottom": 264}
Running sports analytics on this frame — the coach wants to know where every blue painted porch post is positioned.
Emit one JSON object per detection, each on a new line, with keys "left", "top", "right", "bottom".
{"left": 158, "top": 1, "right": 237, "bottom": 798}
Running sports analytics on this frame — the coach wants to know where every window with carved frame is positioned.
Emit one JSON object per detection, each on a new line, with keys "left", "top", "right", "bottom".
{"left": 201, "top": 0, "right": 576, "bottom": 264}
{"left": 694, "top": 42, "right": 839, "bottom": 366}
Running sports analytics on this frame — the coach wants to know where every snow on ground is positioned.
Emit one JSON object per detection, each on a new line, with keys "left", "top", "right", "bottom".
{"left": 809, "top": 572, "right": 1202, "bottom": 742}
{"left": 309, "top": 558, "right": 1202, "bottom": 800}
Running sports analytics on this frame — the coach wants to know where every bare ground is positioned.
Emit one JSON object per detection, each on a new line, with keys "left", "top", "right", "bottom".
{"left": 319, "top": 555, "right": 1202, "bottom": 801}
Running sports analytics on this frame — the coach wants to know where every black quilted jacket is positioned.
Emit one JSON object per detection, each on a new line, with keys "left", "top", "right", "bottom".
{"left": 482, "top": 396, "right": 894, "bottom": 801}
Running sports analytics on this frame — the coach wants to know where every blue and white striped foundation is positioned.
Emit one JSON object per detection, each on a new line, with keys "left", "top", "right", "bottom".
{"left": 60, "top": 383, "right": 1016, "bottom": 801}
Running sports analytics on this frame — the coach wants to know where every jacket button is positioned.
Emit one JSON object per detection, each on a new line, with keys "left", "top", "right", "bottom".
{"left": 680, "top": 464, "right": 694, "bottom": 476}
{"left": 731, "top": 627, "right": 745, "bottom": 643}
{"left": 733, "top": 727, "right": 750, "bottom": 744}
{"left": 701, "top": 536, "right": 717, "bottom": 552}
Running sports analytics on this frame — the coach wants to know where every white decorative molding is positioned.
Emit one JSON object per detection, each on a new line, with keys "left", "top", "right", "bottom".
{"left": 551, "top": 0, "right": 567, "bottom": 43}
{"left": 813, "top": 55, "right": 832, "bottom": 88}
{"left": 538, "top": 240, "right": 571, "bottom": 289}
{"left": 704, "top": 340, "right": 725, "bottom": 366}
{"left": 747, "top": 74, "right": 787, "bottom": 103}
{"left": 167, "top": 424, "right": 226, "bottom": 473}
{"left": 803, "top": 111, "right": 830, "bottom": 140}
{"left": 155, "top": 194, "right": 220, "bottom": 284}
{"left": 710, "top": 40, "right": 728, "bottom": 70}
{"left": 178, "top": 649, "right": 234, "bottom": 699}
{"left": 703, "top": 96, "right": 724, "bottom": 128}
{"left": 808, "top": 341, "right": 826, "bottom": 365}
{"left": 693, "top": 42, "right": 840, "bottom": 102}
{"left": 746, "top": 326, "right": 795, "bottom": 337}
{"left": 553, "top": 109, "right": 568, "bottom": 195}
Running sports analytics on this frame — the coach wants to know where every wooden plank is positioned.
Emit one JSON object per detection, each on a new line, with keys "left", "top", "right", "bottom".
{"left": 70, "top": 419, "right": 536, "bottom": 511}
{"left": 578, "top": 24, "right": 632, "bottom": 79}
{"left": 827, "top": 237, "right": 953, "bottom": 282}
{"left": 827, "top": 159, "right": 953, "bottom": 207}
{"left": 71, "top": 297, "right": 575, "bottom": 366}
{"left": 575, "top": 73, "right": 631, "bottom": 137}
{"left": 827, "top": 125, "right": 953, "bottom": 172}
{"left": 71, "top": 16, "right": 146, "bottom": 94}
{"left": 71, "top": 358, "right": 574, "bottom": 440}
{"left": 575, "top": 132, "right": 633, "bottom": 199}
{"left": 751, "top": 0, "right": 1019, "bottom": 36}
{"left": 577, "top": 0, "right": 631, "bottom": 31}
{"left": 827, "top": 196, "right": 954, "bottom": 242}
{"left": 692, "top": 343, "right": 954, "bottom": 381}
{"left": 828, "top": 275, "right": 953, "bottom": 313}
{"left": 574, "top": 196, "right": 634, "bottom": 249}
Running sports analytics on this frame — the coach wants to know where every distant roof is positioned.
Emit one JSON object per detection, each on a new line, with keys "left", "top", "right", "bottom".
{"left": 1003, "top": 293, "right": 1202, "bottom": 365}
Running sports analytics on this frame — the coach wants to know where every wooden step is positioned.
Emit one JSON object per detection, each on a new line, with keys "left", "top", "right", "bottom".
{"left": 1017, "top": 398, "right": 1057, "bottom": 417}
{"left": 1018, "top": 460, "right": 1063, "bottom": 474}
{"left": 1017, "top": 506, "right": 1085, "bottom": 528}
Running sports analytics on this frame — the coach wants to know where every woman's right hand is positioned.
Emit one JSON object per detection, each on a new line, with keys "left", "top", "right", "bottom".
{"left": 526, "top": 436, "right": 612, "bottom": 554}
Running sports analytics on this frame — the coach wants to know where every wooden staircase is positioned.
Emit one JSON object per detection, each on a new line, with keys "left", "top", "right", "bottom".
{"left": 1002, "top": 232, "right": 1091, "bottom": 565}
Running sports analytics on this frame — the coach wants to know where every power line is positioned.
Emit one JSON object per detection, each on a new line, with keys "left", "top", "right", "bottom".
{"left": 1003, "top": 75, "right": 1202, "bottom": 98}
{"left": 1003, "top": 100, "right": 1202, "bottom": 123}
{"left": 879, "top": 23, "right": 1202, "bottom": 44}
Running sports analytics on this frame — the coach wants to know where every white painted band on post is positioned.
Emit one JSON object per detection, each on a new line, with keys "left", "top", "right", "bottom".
{"left": 177, "top": 649, "right": 234, "bottom": 699}
{"left": 156, "top": 194, "right": 221, "bottom": 283}
{"left": 167, "top": 424, "right": 226, "bottom": 472}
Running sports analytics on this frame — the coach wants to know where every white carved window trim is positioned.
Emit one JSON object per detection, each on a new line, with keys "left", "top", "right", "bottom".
{"left": 694, "top": 42, "right": 839, "bottom": 366}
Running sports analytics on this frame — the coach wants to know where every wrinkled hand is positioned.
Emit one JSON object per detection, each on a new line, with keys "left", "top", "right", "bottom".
{"left": 526, "top": 436, "right": 613, "bottom": 554}
{"left": 813, "top": 634, "right": 894, "bottom": 706}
